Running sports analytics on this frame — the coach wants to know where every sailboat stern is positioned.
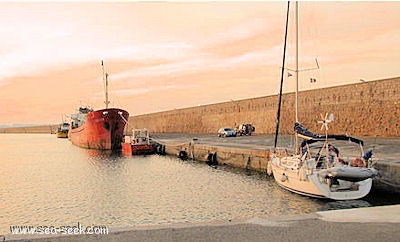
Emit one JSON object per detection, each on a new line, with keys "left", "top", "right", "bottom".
{"left": 310, "top": 174, "right": 373, "bottom": 200}
{"left": 271, "top": 155, "right": 375, "bottom": 200}
{"left": 310, "top": 167, "right": 377, "bottom": 200}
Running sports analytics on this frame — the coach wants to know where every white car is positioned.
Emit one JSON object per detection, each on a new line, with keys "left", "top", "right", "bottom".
{"left": 218, "top": 128, "right": 237, "bottom": 137}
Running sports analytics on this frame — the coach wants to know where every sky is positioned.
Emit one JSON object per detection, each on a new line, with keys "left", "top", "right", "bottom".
{"left": 0, "top": 1, "right": 399, "bottom": 125}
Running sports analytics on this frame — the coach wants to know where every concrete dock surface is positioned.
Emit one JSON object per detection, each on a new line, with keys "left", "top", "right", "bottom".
{"left": 6, "top": 205, "right": 400, "bottom": 242}
{"left": 151, "top": 133, "right": 400, "bottom": 163}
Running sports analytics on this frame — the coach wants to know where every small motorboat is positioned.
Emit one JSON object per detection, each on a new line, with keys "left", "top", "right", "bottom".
{"left": 56, "top": 122, "right": 69, "bottom": 138}
{"left": 122, "top": 128, "right": 156, "bottom": 155}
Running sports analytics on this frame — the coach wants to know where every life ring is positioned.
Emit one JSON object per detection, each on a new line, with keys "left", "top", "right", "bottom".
{"left": 131, "top": 140, "right": 136, "bottom": 144}
{"left": 352, "top": 158, "right": 364, "bottom": 167}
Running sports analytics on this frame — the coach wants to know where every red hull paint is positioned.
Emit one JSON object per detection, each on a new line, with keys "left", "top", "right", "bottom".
{"left": 121, "top": 143, "right": 155, "bottom": 155}
{"left": 69, "top": 108, "right": 129, "bottom": 150}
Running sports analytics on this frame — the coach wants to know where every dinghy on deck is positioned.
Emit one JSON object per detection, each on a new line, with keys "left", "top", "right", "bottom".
{"left": 322, "top": 166, "right": 378, "bottom": 182}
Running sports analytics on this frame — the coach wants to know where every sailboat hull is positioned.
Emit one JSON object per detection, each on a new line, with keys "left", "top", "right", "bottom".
{"left": 271, "top": 156, "right": 373, "bottom": 200}
{"left": 68, "top": 108, "right": 129, "bottom": 150}
{"left": 271, "top": 157, "right": 325, "bottom": 198}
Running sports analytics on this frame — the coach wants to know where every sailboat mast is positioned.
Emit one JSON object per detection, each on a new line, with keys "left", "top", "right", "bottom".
{"left": 295, "top": 1, "right": 299, "bottom": 123}
{"left": 273, "top": 1, "right": 291, "bottom": 152}
{"left": 102, "top": 60, "right": 110, "bottom": 109}
{"left": 295, "top": 1, "right": 299, "bottom": 152}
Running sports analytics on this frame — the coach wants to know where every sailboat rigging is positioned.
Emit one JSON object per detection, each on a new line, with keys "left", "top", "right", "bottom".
{"left": 270, "top": 1, "right": 377, "bottom": 200}
{"left": 274, "top": 1, "right": 291, "bottom": 153}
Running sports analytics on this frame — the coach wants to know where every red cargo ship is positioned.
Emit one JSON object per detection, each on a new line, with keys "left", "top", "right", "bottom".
{"left": 69, "top": 107, "right": 129, "bottom": 150}
{"left": 68, "top": 61, "right": 129, "bottom": 150}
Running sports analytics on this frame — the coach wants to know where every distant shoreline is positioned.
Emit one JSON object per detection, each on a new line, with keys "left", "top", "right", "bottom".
{"left": 0, "top": 124, "right": 58, "bottom": 134}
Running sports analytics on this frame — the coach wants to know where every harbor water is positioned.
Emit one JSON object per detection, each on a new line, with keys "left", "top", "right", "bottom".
{"left": 0, "top": 134, "right": 398, "bottom": 234}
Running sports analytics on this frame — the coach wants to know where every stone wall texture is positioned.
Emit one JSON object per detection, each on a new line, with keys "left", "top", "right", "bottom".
{"left": 129, "top": 77, "right": 399, "bottom": 137}
{"left": 0, "top": 125, "right": 58, "bottom": 133}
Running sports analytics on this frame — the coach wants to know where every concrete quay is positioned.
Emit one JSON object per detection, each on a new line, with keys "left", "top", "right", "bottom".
{"left": 151, "top": 133, "right": 400, "bottom": 194}
{"left": 6, "top": 205, "right": 400, "bottom": 242}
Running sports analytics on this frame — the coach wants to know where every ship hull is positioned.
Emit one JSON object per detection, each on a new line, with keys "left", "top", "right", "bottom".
{"left": 121, "top": 143, "right": 155, "bottom": 155}
{"left": 68, "top": 108, "right": 129, "bottom": 150}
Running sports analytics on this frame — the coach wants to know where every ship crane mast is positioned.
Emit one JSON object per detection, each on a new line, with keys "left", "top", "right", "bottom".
{"left": 101, "top": 60, "right": 110, "bottom": 109}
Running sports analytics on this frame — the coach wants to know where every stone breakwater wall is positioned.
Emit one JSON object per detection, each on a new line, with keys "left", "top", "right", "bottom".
{"left": 0, "top": 125, "right": 58, "bottom": 133}
{"left": 164, "top": 141, "right": 270, "bottom": 172}
{"left": 128, "top": 77, "right": 399, "bottom": 137}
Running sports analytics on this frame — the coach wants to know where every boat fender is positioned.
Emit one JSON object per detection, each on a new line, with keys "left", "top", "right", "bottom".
{"left": 207, "top": 153, "right": 213, "bottom": 164}
{"left": 156, "top": 144, "right": 166, "bottom": 155}
{"left": 206, "top": 153, "right": 218, "bottom": 166}
{"left": 132, "top": 140, "right": 136, "bottom": 144}
{"left": 266, "top": 162, "right": 273, "bottom": 176}
{"left": 246, "top": 156, "right": 251, "bottom": 171}
{"left": 301, "top": 169, "right": 307, "bottom": 181}
{"left": 352, "top": 158, "right": 365, "bottom": 167}
{"left": 281, "top": 173, "right": 288, "bottom": 182}
{"left": 178, "top": 150, "right": 188, "bottom": 160}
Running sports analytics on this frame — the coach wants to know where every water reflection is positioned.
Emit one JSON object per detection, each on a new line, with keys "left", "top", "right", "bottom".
{"left": 0, "top": 134, "right": 398, "bottom": 235}
{"left": 319, "top": 200, "right": 372, "bottom": 211}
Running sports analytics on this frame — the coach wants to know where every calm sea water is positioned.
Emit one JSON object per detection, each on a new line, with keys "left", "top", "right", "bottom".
{"left": 0, "top": 134, "right": 397, "bottom": 234}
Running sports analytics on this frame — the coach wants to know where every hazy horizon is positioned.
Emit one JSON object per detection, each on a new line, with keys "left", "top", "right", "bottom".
{"left": 0, "top": 1, "right": 399, "bottom": 125}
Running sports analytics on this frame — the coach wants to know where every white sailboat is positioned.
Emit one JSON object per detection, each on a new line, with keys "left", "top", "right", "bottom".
{"left": 270, "top": 1, "right": 377, "bottom": 200}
